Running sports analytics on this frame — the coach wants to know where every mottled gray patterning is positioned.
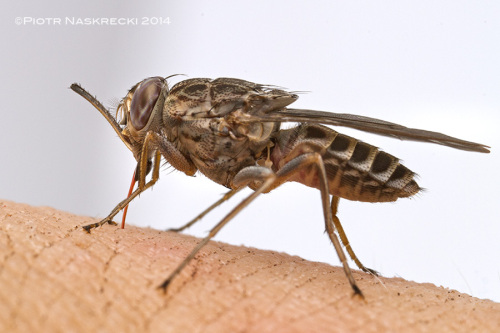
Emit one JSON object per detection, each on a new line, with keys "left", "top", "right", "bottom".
{"left": 71, "top": 76, "right": 489, "bottom": 297}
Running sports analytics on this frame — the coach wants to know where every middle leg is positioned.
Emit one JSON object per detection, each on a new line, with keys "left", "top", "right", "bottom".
{"left": 167, "top": 189, "right": 241, "bottom": 233}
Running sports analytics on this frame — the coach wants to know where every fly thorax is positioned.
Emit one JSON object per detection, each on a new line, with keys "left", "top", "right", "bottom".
{"left": 226, "top": 111, "right": 280, "bottom": 152}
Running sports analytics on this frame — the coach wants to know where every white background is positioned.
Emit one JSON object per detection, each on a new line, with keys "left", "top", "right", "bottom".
{"left": 1, "top": 1, "right": 499, "bottom": 302}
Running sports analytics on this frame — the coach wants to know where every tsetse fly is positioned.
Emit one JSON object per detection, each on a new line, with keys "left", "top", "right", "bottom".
{"left": 70, "top": 76, "right": 490, "bottom": 297}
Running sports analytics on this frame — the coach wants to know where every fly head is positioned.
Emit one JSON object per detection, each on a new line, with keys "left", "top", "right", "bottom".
{"left": 116, "top": 76, "right": 169, "bottom": 162}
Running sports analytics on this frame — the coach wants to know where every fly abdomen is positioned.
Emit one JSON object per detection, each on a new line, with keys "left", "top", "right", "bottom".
{"left": 272, "top": 124, "right": 421, "bottom": 202}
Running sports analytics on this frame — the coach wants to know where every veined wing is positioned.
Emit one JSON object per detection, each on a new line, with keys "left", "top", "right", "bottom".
{"left": 245, "top": 108, "right": 490, "bottom": 153}
{"left": 168, "top": 77, "right": 489, "bottom": 153}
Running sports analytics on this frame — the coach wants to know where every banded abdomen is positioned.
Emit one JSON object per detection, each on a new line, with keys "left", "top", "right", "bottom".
{"left": 270, "top": 124, "right": 421, "bottom": 202}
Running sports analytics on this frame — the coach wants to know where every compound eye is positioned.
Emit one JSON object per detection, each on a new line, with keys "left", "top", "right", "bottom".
{"left": 130, "top": 77, "right": 163, "bottom": 130}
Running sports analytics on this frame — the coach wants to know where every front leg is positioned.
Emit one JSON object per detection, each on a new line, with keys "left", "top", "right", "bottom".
{"left": 82, "top": 151, "right": 161, "bottom": 232}
{"left": 83, "top": 130, "right": 197, "bottom": 232}
{"left": 139, "top": 130, "right": 197, "bottom": 191}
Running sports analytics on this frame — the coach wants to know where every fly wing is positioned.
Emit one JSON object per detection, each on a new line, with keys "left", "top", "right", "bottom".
{"left": 244, "top": 108, "right": 490, "bottom": 153}
{"left": 170, "top": 78, "right": 489, "bottom": 153}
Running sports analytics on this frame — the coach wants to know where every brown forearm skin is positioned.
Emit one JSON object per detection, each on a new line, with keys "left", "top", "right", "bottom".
{"left": 1, "top": 200, "right": 499, "bottom": 333}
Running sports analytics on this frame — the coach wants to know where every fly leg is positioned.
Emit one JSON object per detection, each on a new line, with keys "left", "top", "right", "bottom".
{"left": 82, "top": 150, "right": 161, "bottom": 232}
{"left": 167, "top": 189, "right": 242, "bottom": 233}
{"left": 158, "top": 166, "right": 276, "bottom": 291}
{"left": 276, "top": 153, "right": 363, "bottom": 297}
{"left": 330, "top": 196, "right": 378, "bottom": 275}
{"left": 160, "top": 153, "right": 363, "bottom": 297}
{"left": 167, "top": 134, "right": 272, "bottom": 234}
{"left": 83, "top": 130, "right": 197, "bottom": 232}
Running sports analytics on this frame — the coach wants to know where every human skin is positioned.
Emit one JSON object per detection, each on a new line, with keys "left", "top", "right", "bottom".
{"left": 1, "top": 200, "right": 499, "bottom": 333}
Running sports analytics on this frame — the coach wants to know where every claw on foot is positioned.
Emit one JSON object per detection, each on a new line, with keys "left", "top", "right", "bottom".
{"left": 363, "top": 267, "right": 379, "bottom": 276}
{"left": 166, "top": 227, "right": 182, "bottom": 233}
{"left": 82, "top": 224, "right": 94, "bottom": 233}
{"left": 82, "top": 219, "right": 117, "bottom": 233}
{"left": 158, "top": 279, "right": 171, "bottom": 293}
{"left": 352, "top": 284, "right": 365, "bottom": 300}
